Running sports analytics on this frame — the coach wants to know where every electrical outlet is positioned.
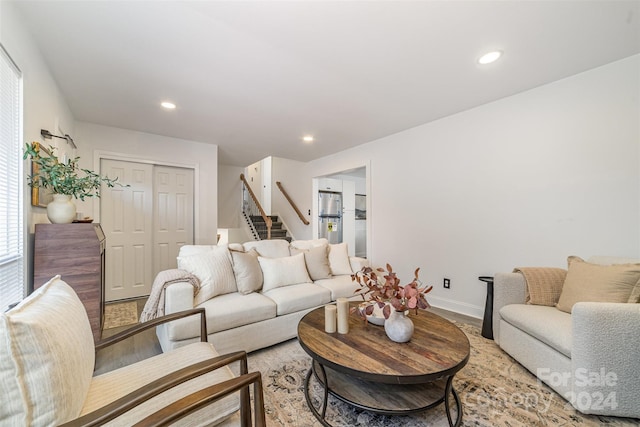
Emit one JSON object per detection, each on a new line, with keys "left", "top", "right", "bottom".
{"left": 443, "top": 278, "right": 450, "bottom": 289}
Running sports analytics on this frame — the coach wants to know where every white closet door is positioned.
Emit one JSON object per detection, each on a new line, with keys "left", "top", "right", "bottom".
{"left": 101, "top": 160, "right": 154, "bottom": 301}
{"left": 153, "top": 166, "right": 194, "bottom": 277}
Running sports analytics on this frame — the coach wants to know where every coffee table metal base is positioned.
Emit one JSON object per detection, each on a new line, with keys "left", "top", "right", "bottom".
{"left": 304, "top": 361, "right": 462, "bottom": 427}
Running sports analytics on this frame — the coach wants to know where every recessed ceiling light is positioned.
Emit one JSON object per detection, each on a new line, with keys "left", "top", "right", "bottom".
{"left": 478, "top": 50, "right": 503, "bottom": 65}
{"left": 303, "top": 135, "right": 314, "bottom": 143}
{"left": 161, "top": 101, "right": 176, "bottom": 109}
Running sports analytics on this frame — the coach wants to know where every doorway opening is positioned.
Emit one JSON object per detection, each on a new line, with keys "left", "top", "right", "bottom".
{"left": 313, "top": 165, "right": 368, "bottom": 259}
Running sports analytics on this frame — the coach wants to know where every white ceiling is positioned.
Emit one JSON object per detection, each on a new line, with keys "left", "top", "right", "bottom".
{"left": 13, "top": 1, "right": 640, "bottom": 166}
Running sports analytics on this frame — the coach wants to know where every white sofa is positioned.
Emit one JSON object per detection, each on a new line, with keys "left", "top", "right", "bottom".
{"left": 156, "top": 239, "right": 368, "bottom": 355}
{"left": 493, "top": 256, "right": 640, "bottom": 419}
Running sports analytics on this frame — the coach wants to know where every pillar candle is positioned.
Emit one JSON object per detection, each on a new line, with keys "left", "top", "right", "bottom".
{"left": 325, "top": 305, "right": 337, "bottom": 333}
{"left": 337, "top": 298, "right": 349, "bottom": 334}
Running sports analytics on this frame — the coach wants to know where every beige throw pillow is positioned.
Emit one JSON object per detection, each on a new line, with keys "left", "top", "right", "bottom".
{"left": 328, "top": 243, "right": 353, "bottom": 276}
{"left": 555, "top": 256, "right": 640, "bottom": 313}
{"left": 177, "top": 246, "right": 237, "bottom": 305}
{"left": 513, "top": 267, "right": 567, "bottom": 306}
{"left": 291, "top": 245, "right": 332, "bottom": 280}
{"left": 258, "top": 253, "right": 312, "bottom": 292}
{"left": 230, "top": 249, "right": 263, "bottom": 295}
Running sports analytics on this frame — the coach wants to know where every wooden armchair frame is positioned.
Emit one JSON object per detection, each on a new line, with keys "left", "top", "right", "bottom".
{"left": 61, "top": 308, "right": 266, "bottom": 427}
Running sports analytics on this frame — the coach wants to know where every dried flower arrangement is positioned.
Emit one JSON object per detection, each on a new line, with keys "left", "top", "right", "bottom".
{"left": 352, "top": 264, "right": 433, "bottom": 321}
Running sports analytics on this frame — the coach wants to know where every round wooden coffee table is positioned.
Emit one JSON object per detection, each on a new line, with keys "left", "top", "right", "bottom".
{"left": 297, "top": 303, "right": 470, "bottom": 427}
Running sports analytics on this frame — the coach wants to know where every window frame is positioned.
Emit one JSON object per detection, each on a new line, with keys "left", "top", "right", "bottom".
{"left": 0, "top": 43, "right": 24, "bottom": 312}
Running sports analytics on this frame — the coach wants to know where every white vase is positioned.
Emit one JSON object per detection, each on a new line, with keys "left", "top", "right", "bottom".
{"left": 384, "top": 310, "right": 414, "bottom": 343}
{"left": 47, "top": 194, "right": 76, "bottom": 224}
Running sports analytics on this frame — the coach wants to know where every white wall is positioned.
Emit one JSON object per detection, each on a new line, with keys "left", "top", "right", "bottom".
{"left": 75, "top": 122, "right": 219, "bottom": 245}
{"left": 271, "top": 157, "right": 314, "bottom": 240}
{"left": 245, "top": 159, "right": 263, "bottom": 207}
{"left": 308, "top": 55, "right": 640, "bottom": 318}
{"left": 328, "top": 173, "right": 367, "bottom": 195}
{"left": 1, "top": 1, "right": 77, "bottom": 289}
{"left": 218, "top": 164, "right": 243, "bottom": 228}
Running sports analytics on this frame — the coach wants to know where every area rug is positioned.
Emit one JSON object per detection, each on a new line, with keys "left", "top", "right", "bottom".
{"left": 247, "top": 323, "right": 637, "bottom": 426}
{"left": 103, "top": 301, "right": 138, "bottom": 329}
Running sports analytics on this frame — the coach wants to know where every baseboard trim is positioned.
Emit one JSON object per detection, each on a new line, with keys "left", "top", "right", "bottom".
{"left": 428, "top": 295, "right": 484, "bottom": 320}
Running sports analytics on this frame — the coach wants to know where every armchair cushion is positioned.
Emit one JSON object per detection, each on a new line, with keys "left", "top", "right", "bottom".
{"left": 80, "top": 342, "right": 239, "bottom": 426}
{"left": 499, "top": 304, "right": 572, "bottom": 357}
{"left": 0, "top": 276, "right": 95, "bottom": 425}
{"left": 556, "top": 256, "right": 640, "bottom": 313}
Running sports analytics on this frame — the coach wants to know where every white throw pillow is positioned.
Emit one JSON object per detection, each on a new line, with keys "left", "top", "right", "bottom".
{"left": 291, "top": 245, "right": 332, "bottom": 281}
{"left": 258, "top": 253, "right": 312, "bottom": 292}
{"left": 0, "top": 276, "right": 95, "bottom": 425}
{"left": 178, "top": 246, "right": 237, "bottom": 305}
{"left": 230, "top": 249, "right": 263, "bottom": 295}
{"left": 328, "top": 243, "right": 353, "bottom": 275}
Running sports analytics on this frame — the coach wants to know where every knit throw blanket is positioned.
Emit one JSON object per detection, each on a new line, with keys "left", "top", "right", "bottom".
{"left": 140, "top": 269, "right": 200, "bottom": 322}
{"left": 513, "top": 267, "right": 567, "bottom": 307}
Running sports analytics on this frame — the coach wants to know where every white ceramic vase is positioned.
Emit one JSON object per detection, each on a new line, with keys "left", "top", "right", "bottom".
{"left": 384, "top": 310, "right": 414, "bottom": 343}
{"left": 47, "top": 194, "right": 76, "bottom": 224}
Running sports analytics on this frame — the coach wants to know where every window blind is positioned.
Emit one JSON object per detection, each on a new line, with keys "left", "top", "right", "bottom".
{"left": 0, "top": 44, "right": 23, "bottom": 312}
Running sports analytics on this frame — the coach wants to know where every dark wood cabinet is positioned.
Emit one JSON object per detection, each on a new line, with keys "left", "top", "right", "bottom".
{"left": 33, "top": 223, "right": 106, "bottom": 342}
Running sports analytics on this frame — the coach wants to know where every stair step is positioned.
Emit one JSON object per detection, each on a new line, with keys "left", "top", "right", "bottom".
{"left": 250, "top": 215, "right": 279, "bottom": 223}
{"left": 260, "top": 236, "right": 292, "bottom": 243}
{"left": 246, "top": 213, "right": 289, "bottom": 242}
{"left": 254, "top": 222, "right": 283, "bottom": 230}
{"left": 258, "top": 229, "right": 288, "bottom": 237}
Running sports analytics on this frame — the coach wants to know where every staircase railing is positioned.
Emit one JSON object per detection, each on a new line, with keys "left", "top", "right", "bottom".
{"left": 276, "top": 181, "right": 310, "bottom": 226}
{"left": 240, "top": 174, "right": 272, "bottom": 240}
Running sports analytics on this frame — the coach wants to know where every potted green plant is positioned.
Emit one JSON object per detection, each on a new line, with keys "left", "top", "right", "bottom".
{"left": 24, "top": 142, "right": 126, "bottom": 224}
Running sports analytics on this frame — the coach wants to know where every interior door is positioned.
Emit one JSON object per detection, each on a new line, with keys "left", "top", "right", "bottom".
{"left": 153, "top": 166, "right": 194, "bottom": 277}
{"left": 101, "top": 159, "right": 153, "bottom": 301}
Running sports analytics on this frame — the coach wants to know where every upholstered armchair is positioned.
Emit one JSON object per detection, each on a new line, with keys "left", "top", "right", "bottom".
{"left": 492, "top": 256, "right": 640, "bottom": 418}
{"left": 0, "top": 276, "right": 266, "bottom": 426}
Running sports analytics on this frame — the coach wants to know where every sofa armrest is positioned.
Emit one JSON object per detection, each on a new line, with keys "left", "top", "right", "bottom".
{"left": 349, "top": 256, "right": 369, "bottom": 272}
{"left": 164, "top": 281, "right": 196, "bottom": 315}
{"left": 571, "top": 302, "right": 640, "bottom": 417}
{"left": 492, "top": 272, "right": 526, "bottom": 344}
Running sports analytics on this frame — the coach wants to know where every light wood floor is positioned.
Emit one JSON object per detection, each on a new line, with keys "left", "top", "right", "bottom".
{"left": 95, "top": 301, "right": 482, "bottom": 375}
{"left": 430, "top": 306, "right": 482, "bottom": 329}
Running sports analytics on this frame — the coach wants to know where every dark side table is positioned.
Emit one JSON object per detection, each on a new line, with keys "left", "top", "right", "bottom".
{"left": 478, "top": 276, "right": 494, "bottom": 340}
